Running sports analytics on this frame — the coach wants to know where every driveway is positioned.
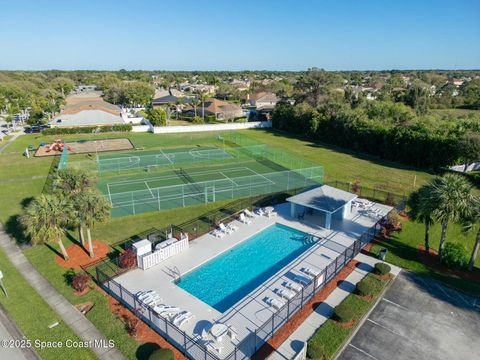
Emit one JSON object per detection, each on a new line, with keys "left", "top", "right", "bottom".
{"left": 336, "top": 271, "right": 480, "bottom": 360}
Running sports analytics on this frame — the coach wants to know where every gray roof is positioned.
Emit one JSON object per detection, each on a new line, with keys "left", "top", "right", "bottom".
{"left": 51, "top": 110, "right": 124, "bottom": 127}
{"left": 286, "top": 185, "right": 357, "bottom": 213}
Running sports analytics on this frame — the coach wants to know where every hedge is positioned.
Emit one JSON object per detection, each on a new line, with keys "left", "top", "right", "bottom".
{"left": 42, "top": 124, "right": 132, "bottom": 135}
{"left": 333, "top": 302, "right": 354, "bottom": 323}
{"left": 374, "top": 263, "right": 391, "bottom": 275}
{"left": 355, "top": 278, "right": 375, "bottom": 297}
{"left": 306, "top": 340, "right": 325, "bottom": 360}
{"left": 442, "top": 242, "right": 469, "bottom": 270}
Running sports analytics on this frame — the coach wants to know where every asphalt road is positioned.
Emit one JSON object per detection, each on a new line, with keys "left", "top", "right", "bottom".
{"left": 336, "top": 271, "right": 480, "bottom": 360}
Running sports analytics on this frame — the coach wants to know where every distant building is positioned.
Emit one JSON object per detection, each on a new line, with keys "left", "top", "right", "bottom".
{"left": 152, "top": 89, "right": 196, "bottom": 108}
{"left": 246, "top": 91, "right": 278, "bottom": 110}
{"left": 183, "top": 98, "right": 243, "bottom": 120}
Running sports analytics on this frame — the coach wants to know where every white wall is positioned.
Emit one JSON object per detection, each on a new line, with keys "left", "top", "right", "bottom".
{"left": 153, "top": 121, "right": 272, "bottom": 134}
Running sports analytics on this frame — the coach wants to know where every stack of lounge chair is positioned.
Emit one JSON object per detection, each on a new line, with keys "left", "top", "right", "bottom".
{"left": 239, "top": 212, "right": 252, "bottom": 224}
{"left": 135, "top": 290, "right": 162, "bottom": 307}
{"left": 173, "top": 311, "right": 195, "bottom": 328}
{"left": 256, "top": 207, "right": 278, "bottom": 218}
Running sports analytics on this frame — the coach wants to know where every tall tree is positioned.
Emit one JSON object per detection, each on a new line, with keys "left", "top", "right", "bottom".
{"left": 200, "top": 92, "right": 209, "bottom": 121}
{"left": 407, "top": 185, "right": 435, "bottom": 252}
{"left": 429, "top": 174, "right": 475, "bottom": 262}
{"left": 458, "top": 132, "right": 480, "bottom": 172}
{"left": 20, "top": 194, "right": 73, "bottom": 260}
{"left": 76, "top": 189, "right": 111, "bottom": 258}
{"left": 53, "top": 168, "right": 97, "bottom": 247}
{"left": 460, "top": 197, "right": 480, "bottom": 271}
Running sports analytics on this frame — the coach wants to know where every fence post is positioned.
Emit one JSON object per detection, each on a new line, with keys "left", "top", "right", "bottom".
{"left": 272, "top": 313, "right": 275, "bottom": 334}
{"left": 184, "top": 333, "right": 187, "bottom": 356}
{"left": 254, "top": 329, "right": 257, "bottom": 352}
{"left": 334, "top": 256, "right": 339, "bottom": 275}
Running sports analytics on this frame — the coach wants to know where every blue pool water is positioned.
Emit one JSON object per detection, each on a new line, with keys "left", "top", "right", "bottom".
{"left": 177, "top": 224, "right": 317, "bottom": 313}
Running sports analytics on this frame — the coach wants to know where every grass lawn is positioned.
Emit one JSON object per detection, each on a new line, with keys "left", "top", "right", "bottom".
{"left": 241, "top": 129, "right": 434, "bottom": 194}
{"left": 370, "top": 219, "right": 480, "bottom": 296}
{"left": 0, "top": 248, "right": 96, "bottom": 360}
{"left": 307, "top": 274, "right": 390, "bottom": 360}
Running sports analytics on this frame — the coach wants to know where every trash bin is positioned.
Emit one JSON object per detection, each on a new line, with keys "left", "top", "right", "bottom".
{"left": 378, "top": 248, "right": 388, "bottom": 261}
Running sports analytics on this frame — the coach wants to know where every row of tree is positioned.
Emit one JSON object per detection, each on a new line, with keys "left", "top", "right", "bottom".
{"left": 408, "top": 173, "right": 480, "bottom": 271}
{"left": 272, "top": 100, "right": 480, "bottom": 168}
{"left": 20, "top": 169, "right": 111, "bottom": 260}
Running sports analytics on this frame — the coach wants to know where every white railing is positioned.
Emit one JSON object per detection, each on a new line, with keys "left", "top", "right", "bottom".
{"left": 137, "top": 236, "right": 189, "bottom": 270}
{"left": 153, "top": 121, "right": 272, "bottom": 134}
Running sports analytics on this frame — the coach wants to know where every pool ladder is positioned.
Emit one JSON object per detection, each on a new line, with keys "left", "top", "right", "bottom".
{"left": 173, "top": 266, "right": 181, "bottom": 281}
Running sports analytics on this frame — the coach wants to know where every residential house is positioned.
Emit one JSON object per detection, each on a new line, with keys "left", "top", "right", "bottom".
{"left": 184, "top": 98, "right": 243, "bottom": 120}
{"left": 246, "top": 91, "right": 278, "bottom": 110}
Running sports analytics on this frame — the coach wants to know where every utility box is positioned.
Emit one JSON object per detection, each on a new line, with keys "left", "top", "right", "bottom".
{"left": 378, "top": 248, "right": 388, "bottom": 261}
{"left": 132, "top": 239, "right": 152, "bottom": 257}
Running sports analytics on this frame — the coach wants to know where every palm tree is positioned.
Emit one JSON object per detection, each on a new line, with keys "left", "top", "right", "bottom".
{"left": 428, "top": 173, "right": 475, "bottom": 262}
{"left": 460, "top": 197, "right": 480, "bottom": 271}
{"left": 200, "top": 92, "right": 209, "bottom": 121}
{"left": 53, "top": 168, "right": 97, "bottom": 247}
{"left": 407, "top": 185, "right": 435, "bottom": 252}
{"left": 20, "top": 194, "right": 73, "bottom": 261}
{"left": 76, "top": 189, "right": 111, "bottom": 258}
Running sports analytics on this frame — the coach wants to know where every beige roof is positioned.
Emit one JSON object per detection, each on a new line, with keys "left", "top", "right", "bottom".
{"left": 61, "top": 91, "right": 121, "bottom": 116}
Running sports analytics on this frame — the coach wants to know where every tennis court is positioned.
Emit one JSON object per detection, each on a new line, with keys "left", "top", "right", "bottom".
{"left": 96, "top": 146, "right": 234, "bottom": 173}
{"left": 99, "top": 159, "right": 323, "bottom": 217}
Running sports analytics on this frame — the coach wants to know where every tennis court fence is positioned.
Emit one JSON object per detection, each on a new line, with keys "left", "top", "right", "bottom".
{"left": 108, "top": 166, "right": 324, "bottom": 217}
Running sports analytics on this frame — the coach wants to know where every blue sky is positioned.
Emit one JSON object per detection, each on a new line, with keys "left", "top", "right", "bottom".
{"left": 0, "top": 0, "right": 479, "bottom": 70}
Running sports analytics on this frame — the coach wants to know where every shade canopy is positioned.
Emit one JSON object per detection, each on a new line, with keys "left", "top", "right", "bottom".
{"left": 286, "top": 185, "right": 357, "bottom": 214}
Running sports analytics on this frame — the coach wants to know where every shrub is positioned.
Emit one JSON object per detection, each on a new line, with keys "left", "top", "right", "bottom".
{"left": 333, "top": 302, "right": 354, "bottom": 323}
{"left": 386, "top": 209, "right": 402, "bottom": 229}
{"left": 356, "top": 278, "right": 375, "bottom": 296}
{"left": 191, "top": 116, "right": 204, "bottom": 124}
{"left": 374, "top": 263, "right": 391, "bottom": 275}
{"left": 123, "top": 315, "right": 139, "bottom": 337}
{"left": 442, "top": 242, "right": 469, "bottom": 270}
{"left": 148, "top": 348, "right": 174, "bottom": 360}
{"left": 306, "top": 340, "right": 325, "bottom": 360}
{"left": 71, "top": 273, "right": 91, "bottom": 292}
{"left": 42, "top": 124, "right": 132, "bottom": 135}
{"left": 118, "top": 249, "right": 136, "bottom": 269}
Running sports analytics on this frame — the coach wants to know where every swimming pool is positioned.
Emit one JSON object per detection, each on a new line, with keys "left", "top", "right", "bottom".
{"left": 176, "top": 224, "right": 317, "bottom": 312}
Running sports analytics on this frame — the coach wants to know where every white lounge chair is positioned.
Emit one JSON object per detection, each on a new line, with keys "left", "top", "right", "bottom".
{"left": 137, "top": 290, "right": 154, "bottom": 300}
{"left": 206, "top": 341, "right": 223, "bottom": 354}
{"left": 244, "top": 209, "right": 257, "bottom": 218}
{"left": 239, "top": 213, "right": 252, "bottom": 224}
{"left": 173, "top": 311, "right": 194, "bottom": 327}
{"left": 226, "top": 324, "right": 238, "bottom": 340}
{"left": 278, "top": 288, "right": 295, "bottom": 300}
{"left": 285, "top": 282, "right": 303, "bottom": 292}
{"left": 218, "top": 223, "right": 233, "bottom": 234}
{"left": 302, "top": 267, "right": 321, "bottom": 278}
{"left": 177, "top": 313, "right": 195, "bottom": 328}
{"left": 266, "top": 297, "right": 285, "bottom": 310}
{"left": 210, "top": 229, "right": 225, "bottom": 238}
{"left": 294, "top": 275, "right": 311, "bottom": 286}
{"left": 226, "top": 221, "right": 239, "bottom": 232}
{"left": 255, "top": 208, "right": 266, "bottom": 217}
{"left": 266, "top": 209, "right": 278, "bottom": 218}
{"left": 160, "top": 307, "right": 182, "bottom": 318}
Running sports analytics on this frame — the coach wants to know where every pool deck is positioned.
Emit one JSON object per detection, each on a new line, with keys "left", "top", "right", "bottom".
{"left": 114, "top": 201, "right": 392, "bottom": 358}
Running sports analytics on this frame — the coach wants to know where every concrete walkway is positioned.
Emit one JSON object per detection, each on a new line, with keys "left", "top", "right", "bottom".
{"left": 0, "top": 223, "right": 127, "bottom": 360}
{"left": 268, "top": 253, "right": 401, "bottom": 360}
{"left": 0, "top": 130, "right": 24, "bottom": 154}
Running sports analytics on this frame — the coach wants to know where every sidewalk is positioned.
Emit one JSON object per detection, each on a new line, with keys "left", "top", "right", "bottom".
{"left": 0, "top": 130, "right": 24, "bottom": 154}
{"left": 0, "top": 223, "right": 127, "bottom": 360}
{"left": 268, "top": 253, "right": 401, "bottom": 360}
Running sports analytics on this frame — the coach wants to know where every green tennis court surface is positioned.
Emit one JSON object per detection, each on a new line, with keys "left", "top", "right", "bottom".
{"left": 97, "top": 146, "right": 234, "bottom": 173}
{"left": 98, "top": 159, "right": 323, "bottom": 217}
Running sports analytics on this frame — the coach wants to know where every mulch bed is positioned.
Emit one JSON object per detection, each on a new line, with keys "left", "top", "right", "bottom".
{"left": 55, "top": 240, "right": 110, "bottom": 270}
{"left": 103, "top": 288, "right": 186, "bottom": 360}
{"left": 418, "top": 245, "right": 480, "bottom": 282}
{"left": 34, "top": 138, "right": 134, "bottom": 157}
{"left": 253, "top": 259, "right": 360, "bottom": 360}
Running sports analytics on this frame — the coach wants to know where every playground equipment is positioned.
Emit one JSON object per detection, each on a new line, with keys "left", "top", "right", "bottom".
{"left": 45, "top": 139, "right": 72, "bottom": 153}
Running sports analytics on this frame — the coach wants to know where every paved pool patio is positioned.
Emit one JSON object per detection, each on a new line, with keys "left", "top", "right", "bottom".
{"left": 113, "top": 201, "right": 392, "bottom": 358}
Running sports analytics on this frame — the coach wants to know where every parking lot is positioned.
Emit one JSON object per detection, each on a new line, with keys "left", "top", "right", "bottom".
{"left": 336, "top": 271, "right": 480, "bottom": 360}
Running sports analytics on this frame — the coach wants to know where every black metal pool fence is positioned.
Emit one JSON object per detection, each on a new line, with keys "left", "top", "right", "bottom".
{"left": 95, "top": 216, "right": 386, "bottom": 360}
